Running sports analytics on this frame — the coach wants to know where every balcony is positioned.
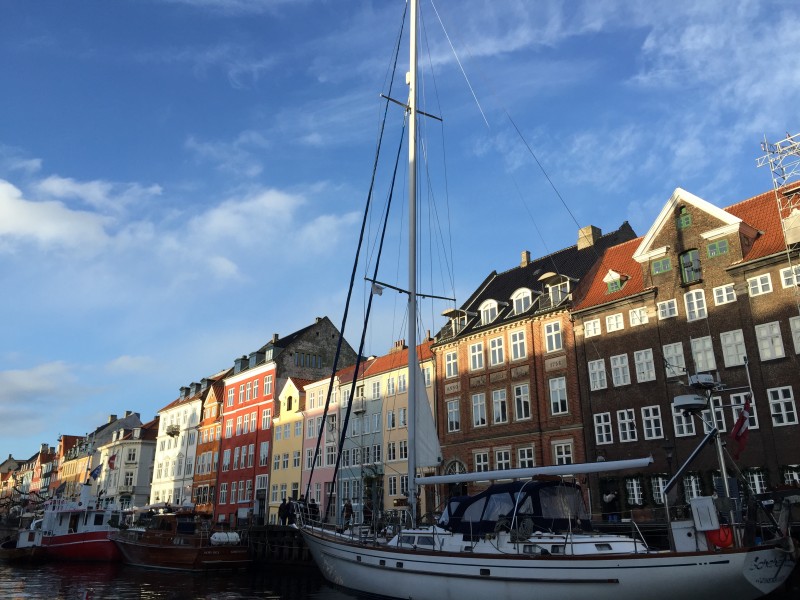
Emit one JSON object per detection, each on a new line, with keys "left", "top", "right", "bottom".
{"left": 166, "top": 424, "right": 180, "bottom": 437}
{"left": 352, "top": 398, "right": 367, "bottom": 414}
{"left": 117, "top": 485, "right": 135, "bottom": 494}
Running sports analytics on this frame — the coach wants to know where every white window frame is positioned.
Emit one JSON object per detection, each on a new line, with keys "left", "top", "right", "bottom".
{"left": 663, "top": 342, "right": 686, "bottom": 379}
{"left": 791, "top": 316, "right": 800, "bottom": 354}
{"left": 606, "top": 313, "right": 624, "bottom": 332}
{"left": 634, "top": 349, "right": 656, "bottom": 383}
{"left": 657, "top": 299, "right": 678, "bottom": 320}
{"left": 701, "top": 395, "right": 726, "bottom": 433}
{"left": 629, "top": 307, "right": 648, "bottom": 326}
{"left": 720, "top": 329, "right": 747, "bottom": 367}
{"left": 480, "top": 300, "right": 498, "bottom": 325}
{"left": 617, "top": 409, "right": 637, "bottom": 442}
{"left": 514, "top": 384, "right": 531, "bottom": 421}
{"left": 684, "top": 289, "right": 707, "bottom": 322}
{"left": 492, "top": 389, "right": 509, "bottom": 424}
{"left": 588, "top": 359, "right": 607, "bottom": 391}
{"left": 748, "top": 273, "right": 773, "bottom": 296}
{"left": 552, "top": 441, "right": 573, "bottom": 466}
{"left": 691, "top": 335, "right": 716, "bottom": 372}
{"left": 672, "top": 404, "right": 696, "bottom": 437}
{"left": 549, "top": 377, "right": 568, "bottom": 415}
{"left": 780, "top": 265, "right": 800, "bottom": 288}
{"left": 469, "top": 342, "right": 484, "bottom": 371}
{"left": 713, "top": 283, "right": 736, "bottom": 306}
{"left": 755, "top": 321, "right": 785, "bottom": 361}
{"left": 447, "top": 399, "right": 460, "bottom": 432}
{"left": 584, "top": 319, "right": 601, "bottom": 338}
{"left": 445, "top": 351, "right": 458, "bottom": 378}
{"left": 768, "top": 386, "right": 797, "bottom": 426}
{"left": 594, "top": 412, "right": 613, "bottom": 445}
{"left": 641, "top": 405, "right": 663, "bottom": 440}
{"left": 610, "top": 354, "right": 631, "bottom": 387}
{"left": 510, "top": 330, "right": 527, "bottom": 361}
{"left": 545, "top": 321, "right": 563, "bottom": 352}
{"left": 517, "top": 446, "right": 535, "bottom": 468}
{"left": 731, "top": 392, "right": 759, "bottom": 430}
{"left": 489, "top": 337, "right": 505, "bottom": 366}
{"left": 471, "top": 393, "right": 487, "bottom": 428}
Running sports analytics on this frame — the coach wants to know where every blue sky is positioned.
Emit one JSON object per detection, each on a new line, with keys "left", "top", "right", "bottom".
{"left": 1, "top": 0, "right": 798, "bottom": 461}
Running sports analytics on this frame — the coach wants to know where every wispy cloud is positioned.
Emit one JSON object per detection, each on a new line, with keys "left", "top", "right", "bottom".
{"left": 106, "top": 355, "right": 156, "bottom": 373}
{"left": 34, "top": 175, "right": 162, "bottom": 213}
{"left": 185, "top": 131, "right": 269, "bottom": 177}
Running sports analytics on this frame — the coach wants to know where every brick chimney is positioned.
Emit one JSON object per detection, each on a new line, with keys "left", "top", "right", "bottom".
{"left": 577, "top": 225, "right": 602, "bottom": 250}
{"left": 520, "top": 250, "right": 531, "bottom": 267}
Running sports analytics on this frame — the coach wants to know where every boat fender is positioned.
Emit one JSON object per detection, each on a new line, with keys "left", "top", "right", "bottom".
{"left": 705, "top": 525, "right": 733, "bottom": 549}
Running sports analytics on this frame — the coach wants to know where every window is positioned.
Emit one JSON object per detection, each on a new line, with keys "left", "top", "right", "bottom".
{"left": 510, "top": 331, "right": 527, "bottom": 360}
{"left": 755, "top": 322, "right": 785, "bottom": 361}
{"left": 594, "top": 413, "right": 613, "bottom": 445}
{"left": 252, "top": 379, "right": 259, "bottom": 398}
{"left": 584, "top": 319, "right": 601, "bottom": 338}
{"left": 264, "top": 375, "right": 273, "bottom": 395}
{"left": 397, "top": 373, "right": 407, "bottom": 392}
{"left": 768, "top": 387, "right": 797, "bottom": 426}
{"left": 606, "top": 313, "right": 624, "bottom": 332}
{"left": 246, "top": 382, "right": 251, "bottom": 401}
{"left": 684, "top": 289, "right": 707, "bottom": 321}
{"left": 474, "top": 451, "right": 489, "bottom": 472}
{"left": 707, "top": 239, "right": 728, "bottom": 257}
{"left": 683, "top": 474, "right": 702, "bottom": 503}
{"left": 514, "top": 384, "right": 531, "bottom": 421}
{"left": 607, "top": 278, "right": 623, "bottom": 293}
{"left": 492, "top": 389, "right": 509, "bottom": 424}
{"left": 469, "top": 342, "right": 483, "bottom": 371}
{"left": 792, "top": 316, "right": 800, "bottom": 354}
{"left": 445, "top": 352, "right": 458, "bottom": 378}
{"left": 721, "top": 329, "right": 747, "bottom": 367}
{"left": 227, "top": 389, "right": 234, "bottom": 407}
{"left": 472, "top": 393, "right": 487, "bottom": 427}
{"left": 219, "top": 483, "right": 228, "bottom": 504}
{"left": 480, "top": 300, "right": 498, "bottom": 325}
{"left": 236, "top": 416, "right": 243, "bottom": 436}
{"left": 495, "top": 449, "right": 511, "bottom": 470}
{"left": 549, "top": 377, "right": 568, "bottom": 415}
{"left": 676, "top": 206, "right": 692, "bottom": 229}
{"left": 386, "top": 377, "right": 396, "bottom": 397}
{"left": 610, "top": 354, "right": 631, "bottom": 387}
{"left": 680, "top": 249, "right": 701, "bottom": 284}
{"left": 372, "top": 381, "right": 381, "bottom": 399}
{"left": 651, "top": 476, "right": 667, "bottom": 505}
{"left": 489, "top": 337, "right": 505, "bottom": 366}
{"left": 629, "top": 307, "right": 648, "bottom": 326}
{"left": 617, "top": 409, "right": 637, "bottom": 442}
{"left": 399, "top": 440, "right": 408, "bottom": 460}
{"left": 588, "top": 359, "right": 607, "bottom": 391}
{"left": 713, "top": 284, "right": 736, "bottom": 305}
{"left": 544, "top": 322, "right": 562, "bottom": 352}
{"left": 225, "top": 420, "right": 233, "bottom": 438}
{"left": 701, "top": 396, "right": 726, "bottom": 433}
{"left": 731, "top": 393, "right": 759, "bottom": 430}
{"left": 672, "top": 405, "right": 696, "bottom": 437}
{"left": 262, "top": 408, "right": 271, "bottom": 430}
{"left": 625, "top": 478, "right": 643, "bottom": 506}
{"left": 658, "top": 299, "right": 678, "bottom": 320}
{"left": 512, "top": 289, "right": 532, "bottom": 314}
{"left": 239, "top": 384, "right": 245, "bottom": 403}
{"left": 447, "top": 399, "right": 460, "bottom": 432}
{"left": 691, "top": 336, "right": 716, "bottom": 372}
{"left": 663, "top": 342, "right": 686, "bottom": 378}
{"left": 518, "top": 446, "right": 535, "bottom": 468}
{"left": 243, "top": 413, "right": 249, "bottom": 435}
{"left": 260, "top": 442, "right": 269, "bottom": 467}
{"left": 652, "top": 258, "right": 671, "bottom": 274}
{"left": 641, "top": 406, "right": 663, "bottom": 440}
{"left": 549, "top": 280, "right": 570, "bottom": 304}
{"left": 552, "top": 441, "right": 573, "bottom": 466}
{"left": 748, "top": 274, "right": 773, "bottom": 296}
{"left": 746, "top": 470, "right": 767, "bottom": 494}
{"left": 386, "top": 410, "right": 396, "bottom": 430}
{"left": 634, "top": 349, "right": 656, "bottom": 383}
{"left": 233, "top": 447, "right": 240, "bottom": 470}
{"left": 222, "top": 449, "right": 230, "bottom": 472}
{"left": 781, "top": 265, "right": 800, "bottom": 288}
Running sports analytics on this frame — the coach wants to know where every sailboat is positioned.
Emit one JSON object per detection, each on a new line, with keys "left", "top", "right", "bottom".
{"left": 297, "top": 2, "right": 797, "bottom": 599}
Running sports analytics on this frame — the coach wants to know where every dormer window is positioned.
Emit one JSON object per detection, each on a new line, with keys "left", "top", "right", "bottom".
{"left": 480, "top": 300, "right": 498, "bottom": 325}
{"left": 511, "top": 289, "right": 532, "bottom": 315}
{"left": 547, "top": 280, "right": 570, "bottom": 304}
{"left": 680, "top": 250, "right": 701, "bottom": 284}
{"left": 603, "top": 270, "right": 627, "bottom": 294}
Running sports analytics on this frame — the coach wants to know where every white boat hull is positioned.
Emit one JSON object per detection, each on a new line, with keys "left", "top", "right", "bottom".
{"left": 300, "top": 528, "right": 795, "bottom": 600}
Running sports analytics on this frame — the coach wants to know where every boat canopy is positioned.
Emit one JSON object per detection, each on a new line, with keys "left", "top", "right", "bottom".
{"left": 438, "top": 480, "right": 591, "bottom": 536}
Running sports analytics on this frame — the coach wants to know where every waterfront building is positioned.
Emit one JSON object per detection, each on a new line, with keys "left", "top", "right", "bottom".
{"left": 572, "top": 187, "right": 800, "bottom": 518}
{"left": 96, "top": 418, "right": 158, "bottom": 510}
{"left": 431, "top": 224, "right": 637, "bottom": 496}
{"left": 193, "top": 370, "right": 229, "bottom": 517}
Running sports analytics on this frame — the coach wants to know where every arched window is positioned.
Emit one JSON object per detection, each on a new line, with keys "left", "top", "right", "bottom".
{"left": 479, "top": 300, "right": 498, "bottom": 325}
{"left": 511, "top": 289, "right": 532, "bottom": 315}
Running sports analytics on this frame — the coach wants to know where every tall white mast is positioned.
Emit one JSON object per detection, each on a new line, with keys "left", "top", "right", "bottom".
{"left": 407, "top": 0, "right": 419, "bottom": 524}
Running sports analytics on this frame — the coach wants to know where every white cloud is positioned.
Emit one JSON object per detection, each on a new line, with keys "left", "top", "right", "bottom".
{"left": 0, "top": 179, "right": 111, "bottom": 253}
{"left": 185, "top": 132, "right": 269, "bottom": 177}
{"left": 33, "top": 175, "right": 162, "bottom": 213}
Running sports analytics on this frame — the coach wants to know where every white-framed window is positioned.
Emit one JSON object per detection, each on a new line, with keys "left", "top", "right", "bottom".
{"left": 792, "top": 316, "right": 800, "bottom": 354}
{"left": 398, "top": 407, "right": 407, "bottom": 428}
{"left": 492, "top": 389, "right": 509, "bottom": 424}
{"left": 489, "top": 337, "right": 505, "bottom": 366}
{"left": 634, "top": 349, "right": 656, "bottom": 383}
{"left": 588, "top": 359, "right": 607, "bottom": 391}
{"left": 545, "top": 321, "right": 562, "bottom": 352}
{"left": 641, "top": 405, "right": 663, "bottom": 440}
{"left": 731, "top": 392, "right": 759, "bottom": 430}
{"left": 713, "top": 284, "right": 736, "bottom": 305}
{"left": 672, "top": 404, "right": 696, "bottom": 437}
{"left": 510, "top": 330, "right": 527, "bottom": 360}
{"left": 610, "top": 354, "right": 631, "bottom": 387}
{"left": 755, "top": 322, "right": 785, "bottom": 361}
{"left": 768, "top": 386, "right": 797, "bottom": 426}
{"left": 388, "top": 476, "right": 397, "bottom": 496}
{"left": 480, "top": 300, "right": 498, "bottom": 325}
{"left": 512, "top": 289, "right": 532, "bottom": 315}
{"left": 447, "top": 399, "right": 460, "bottom": 432}
{"left": 651, "top": 475, "right": 667, "bottom": 505}
{"left": 684, "top": 289, "right": 707, "bottom": 322}
{"left": 780, "top": 265, "right": 800, "bottom": 288}
{"left": 469, "top": 342, "right": 484, "bottom": 371}
{"left": 264, "top": 374, "right": 273, "bottom": 395}
{"left": 721, "top": 329, "right": 747, "bottom": 367}
{"left": 548, "top": 280, "right": 570, "bottom": 304}
{"left": 518, "top": 446, "right": 535, "bottom": 468}
{"left": 748, "top": 273, "right": 773, "bottom": 296}
{"left": 617, "top": 409, "right": 637, "bottom": 442}
{"left": 746, "top": 470, "right": 768, "bottom": 494}
{"left": 386, "top": 442, "right": 397, "bottom": 462}
{"left": 445, "top": 351, "right": 458, "bottom": 378}
{"left": 657, "top": 299, "right": 678, "bottom": 320}
{"left": 691, "top": 336, "right": 716, "bottom": 372}
{"left": 514, "top": 384, "right": 531, "bottom": 421}
{"left": 594, "top": 412, "right": 613, "bottom": 445}
{"left": 684, "top": 474, "right": 702, "bottom": 503}
{"left": 663, "top": 342, "right": 686, "bottom": 378}
{"left": 386, "top": 377, "right": 395, "bottom": 395}
{"left": 472, "top": 393, "right": 487, "bottom": 427}
{"left": 386, "top": 410, "right": 396, "bottom": 430}
{"left": 549, "top": 377, "right": 568, "bottom": 415}
{"left": 629, "top": 307, "right": 648, "bottom": 326}
{"left": 606, "top": 313, "right": 624, "bottom": 332}
{"left": 474, "top": 451, "right": 489, "bottom": 472}
{"left": 701, "top": 395, "right": 726, "bottom": 433}
{"left": 626, "top": 478, "right": 644, "bottom": 506}
{"left": 552, "top": 441, "right": 573, "bottom": 466}
{"left": 495, "top": 449, "right": 511, "bottom": 470}
{"left": 398, "top": 373, "right": 407, "bottom": 392}
{"left": 584, "top": 319, "right": 601, "bottom": 338}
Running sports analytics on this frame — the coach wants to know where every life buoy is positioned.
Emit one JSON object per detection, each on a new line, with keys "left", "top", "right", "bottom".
{"left": 706, "top": 525, "right": 734, "bottom": 548}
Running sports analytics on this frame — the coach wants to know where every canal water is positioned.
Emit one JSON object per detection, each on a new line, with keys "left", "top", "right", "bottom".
{"left": 1, "top": 561, "right": 797, "bottom": 600}
{"left": 0, "top": 562, "right": 361, "bottom": 600}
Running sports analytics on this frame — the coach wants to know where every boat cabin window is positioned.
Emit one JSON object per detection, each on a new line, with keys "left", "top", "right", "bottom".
{"left": 416, "top": 536, "right": 435, "bottom": 547}
{"left": 462, "top": 498, "right": 487, "bottom": 523}
{"left": 594, "top": 543, "right": 613, "bottom": 551}
{"left": 550, "top": 545, "right": 565, "bottom": 554}
{"left": 538, "top": 486, "right": 589, "bottom": 521}
{"left": 94, "top": 514, "right": 104, "bottom": 526}
{"left": 483, "top": 494, "right": 515, "bottom": 521}
{"left": 399, "top": 535, "right": 416, "bottom": 546}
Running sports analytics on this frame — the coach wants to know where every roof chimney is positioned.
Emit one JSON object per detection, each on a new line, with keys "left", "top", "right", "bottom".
{"left": 108, "top": 414, "right": 117, "bottom": 424}
{"left": 577, "top": 225, "right": 602, "bottom": 250}
{"left": 271, "top": 333, "right": 280, "bottom": 344}
{"left": 520, "top": 250, "right": 531, "bottom": 267}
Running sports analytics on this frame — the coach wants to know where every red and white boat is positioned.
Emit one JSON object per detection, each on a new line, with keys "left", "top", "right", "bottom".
{"left": 23, "top": 484, "right": 122, "bottom": 562}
